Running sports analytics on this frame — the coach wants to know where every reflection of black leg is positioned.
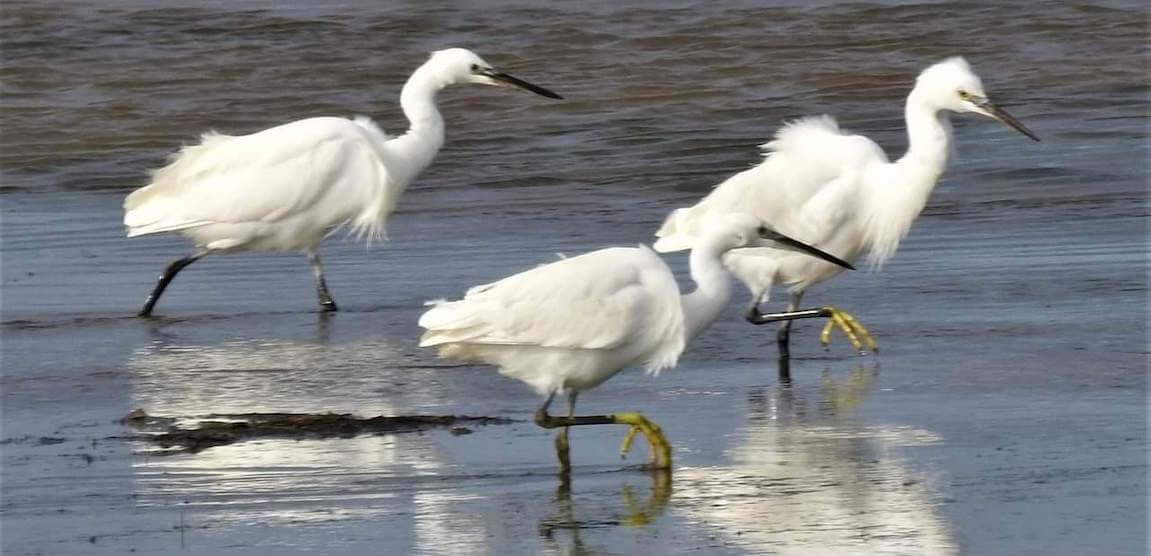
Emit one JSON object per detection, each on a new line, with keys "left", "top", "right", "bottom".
{"left": 139, "top": 254, "right": 203, "bottom": 317}
{"left": 777, "top": 355, "right": 792, "bottom": 384}
{"left": 539, "top": 467, "right": 670, "bottom": 550}
{"left": 315, "top": 311, "right": 334, "bottom": 343}
{"left": 309, "top": 251, "right": 338, "bottom": 312}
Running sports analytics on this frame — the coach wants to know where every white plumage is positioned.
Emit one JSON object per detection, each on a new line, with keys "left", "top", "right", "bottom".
{"left": 124, "top": 47, "right": 561, "bottom": 316}
{"left": 419, "top": 213, "right": 853, "bottom": 469}
{"left": 126, "top": 116, "right": 394, "bottom": 250}
{"left": 420, "top": 245, "right": 685, "bottom": 396}
{"left": 654, "top": 57, "right": 1038, "bottom": 357}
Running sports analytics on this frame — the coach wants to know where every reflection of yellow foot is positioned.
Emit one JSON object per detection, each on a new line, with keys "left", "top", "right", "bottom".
{"left": 620, "top": 469, "right": 673, "bottom": 526}
{"left": 818, "top": 306, "right": 878, "bottom": 353}
{"left": 554, "top": 428, "right": 571, "bottom": 474}
{"left": 821, "top": 365, "right": 878, "bottom": 412}
{"left": 611, "top": 411, "right": 671, "bottom": 469}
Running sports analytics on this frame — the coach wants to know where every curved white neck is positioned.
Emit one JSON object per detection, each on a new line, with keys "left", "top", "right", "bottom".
{"left": 384, "top": 62, "right": 447, "bottom": 183}
{"left": 862, "top": 89, "right": 953, "bottom": 266}
{"left": 680, "top": 240, "right": 734, "bottom": 342}
{"left": 899, "top": 87, "right": 952, "bottom": 172}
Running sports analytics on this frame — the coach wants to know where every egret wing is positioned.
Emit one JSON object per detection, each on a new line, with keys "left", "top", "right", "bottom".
{"left": 420, "top": 246, "right": 685, "bottom": 362}
{"left": 655, "top": 115, "right": 888, "bottom": 250}
{"left": 124, "top": 117, "right": 393, "bottom": 238}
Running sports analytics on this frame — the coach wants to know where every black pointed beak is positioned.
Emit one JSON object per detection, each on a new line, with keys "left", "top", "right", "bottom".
{"left": 762, "top": 229, "right": 855, "bottom": 270}
{"left": 975, "top": 98, "right": 1040, "bottom": 142}
{"left": 482, "top": 69, "right": 563, "bottom": 99}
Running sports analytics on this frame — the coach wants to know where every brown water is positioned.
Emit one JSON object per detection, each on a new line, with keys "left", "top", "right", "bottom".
{"left": 1, "top": 1, "right": 1147, "bottom": 554}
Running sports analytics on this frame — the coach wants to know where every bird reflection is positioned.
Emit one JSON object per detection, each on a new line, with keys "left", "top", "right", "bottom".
{"left": 140, "top": 310, "right": 336, "bottom": 345}
{"left": 128, "top": 321, "right": 476, "bottom": 554}
{"left": 750, "top": 364, "right": 880, "bottom": 424}
{"left": 129, "top": 338, "right": 403, "bottom": 414}
{"left": 676, "top": 363, "right": 957, "bottom": 555}
{"left": 538, "top": 470, "right": 672, "bottom": 555}
{"left": 314, "top": 311, "right": 334, "bottom": 344}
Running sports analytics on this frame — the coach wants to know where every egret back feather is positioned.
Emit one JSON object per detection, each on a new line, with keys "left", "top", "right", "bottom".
{"left": 419, "top": 246, "right": 686, "bottom": 395}
{"left": 123, "top": 116, "right": 395, "bottom": 250}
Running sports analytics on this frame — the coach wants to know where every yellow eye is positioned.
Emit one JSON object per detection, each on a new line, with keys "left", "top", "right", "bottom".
{"left": 958, "top": 90, "right": 970, "bottom": 100}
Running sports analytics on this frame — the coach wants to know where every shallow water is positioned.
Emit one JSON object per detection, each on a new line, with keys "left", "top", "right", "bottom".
{"left": 1, "top": 0, "right": 1147, "bottom": 554}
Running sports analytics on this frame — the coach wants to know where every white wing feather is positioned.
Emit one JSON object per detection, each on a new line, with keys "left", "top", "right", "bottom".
{"left": 419, "top": 246, "right": 685, "bottom": 371}
{"left": 124, "top": 116, "right": 394, "bottom": 242}
{"left": 655, "top": 115, "right": 887, "bottom": 251}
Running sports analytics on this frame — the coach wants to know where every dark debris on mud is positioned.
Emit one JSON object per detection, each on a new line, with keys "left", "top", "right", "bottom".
{"left": 120, "top": 408, "right": 516, "bottom": 454}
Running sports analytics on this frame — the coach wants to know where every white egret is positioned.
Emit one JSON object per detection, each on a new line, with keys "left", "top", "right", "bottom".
{"left": 654, "top": 57, "right": 1039, "bottom": 359}
{"left": 124, "top": 48, "right": 562, "bottom": 316}
{"left": 418, "top": 213, "right": 854, "bottom": 472}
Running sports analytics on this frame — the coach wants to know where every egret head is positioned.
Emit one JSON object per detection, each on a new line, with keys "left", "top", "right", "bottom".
{"left": 709, "top": 213, "right": 854, "bottom": 270}
{"left": 426, "top": 48, "right": 562, "bottom": 99}
{"left": 916, "top": 57, "right": 1039, "bottom": 141}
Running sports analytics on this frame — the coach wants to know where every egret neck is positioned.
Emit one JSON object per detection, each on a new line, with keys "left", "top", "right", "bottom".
{"left": 864, "top": 89, "right": 953, "bottom": 265}
{"left": 900, "top": 85, "right": 953, "bottom": 181}
{"left": 384, "top": 62, "right": 448, "bottom": 185}
{"left": 680, "top": 239, "right": 734, "bottom": 342}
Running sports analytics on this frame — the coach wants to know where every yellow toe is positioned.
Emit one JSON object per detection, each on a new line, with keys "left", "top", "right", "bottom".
{"left": 618, "top": 425, "right": 639, "bottom": 459}
{"left": 610, "top": 412, "right": 671, "bottom": 469}
{"left": 820, "top": 306, "right": 878, "bottom": 354}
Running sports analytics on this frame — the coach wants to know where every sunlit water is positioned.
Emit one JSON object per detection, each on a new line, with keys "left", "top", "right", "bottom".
{"left": 1, "top": 1, "right": 1146, "bottom": 554}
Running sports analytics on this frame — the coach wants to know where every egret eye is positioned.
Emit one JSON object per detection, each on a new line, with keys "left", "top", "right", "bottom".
{"left": 958, "top": 90, "right": 970, "bottom": 100}
{"left": 757, "top": 225, "right": 769, "bottom": 235}
{"left": 470, "top": 64, "right": 480, "bottom": 72}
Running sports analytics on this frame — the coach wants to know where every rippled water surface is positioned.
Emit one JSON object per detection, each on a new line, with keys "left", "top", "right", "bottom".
{"left": 1, "top": 1, "right": 1146, "bottom": 554}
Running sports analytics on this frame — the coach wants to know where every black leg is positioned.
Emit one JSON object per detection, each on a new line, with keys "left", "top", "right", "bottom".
{"left": 745, "top": 305, "right": 832, "bottom": 326}
{"left": 316, "top": 278, "right": 338, "bottom": 312}
{"left": 139, "top": 254, "right": 203, "bottom": 317}
{"left": 746, "top": 303, "right": 877, "bottom": 355}
{"left": 746, "top": 304, "right": 827, "bottom": 362}
{"left": 533, "top": 406, "right": 615, "bottom": 429}
{"left": 747, "top": 292, "right": 806, "bottom": 360}
{"left": 554, "top": 393, "right": 578, "bottom": 474}
{"left": 531, "top": 391, "right": 616, "bottom": 430}
{"left": 776, "top": 321, "right": 793, "bottom": 359}
{"left": 309, "top": 252, "right": 338, "bottom": 312}
{"left": 533, "top": 394, "right": 671, "bottom": 469}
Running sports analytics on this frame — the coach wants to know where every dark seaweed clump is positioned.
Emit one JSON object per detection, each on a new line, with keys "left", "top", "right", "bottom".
{"left": 121, "top": 408, "right": 515, "bottom": 454}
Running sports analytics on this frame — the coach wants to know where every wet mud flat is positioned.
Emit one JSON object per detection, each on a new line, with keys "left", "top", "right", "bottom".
{"left": 1, "top": 298, "right": 1144, "bottom": 555}
{"left": 2, "top": 171, "right": 1146, "bottom": 555}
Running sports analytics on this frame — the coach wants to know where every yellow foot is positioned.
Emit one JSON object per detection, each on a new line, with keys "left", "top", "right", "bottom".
{"left": 611, "top": 411, "right": 671, "bottom": 469}
{"left": 818, "top": 306, "right": 878, "bottom": 354}
{"left": 619, "top": 425, "right": 640, "bottom": 459}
